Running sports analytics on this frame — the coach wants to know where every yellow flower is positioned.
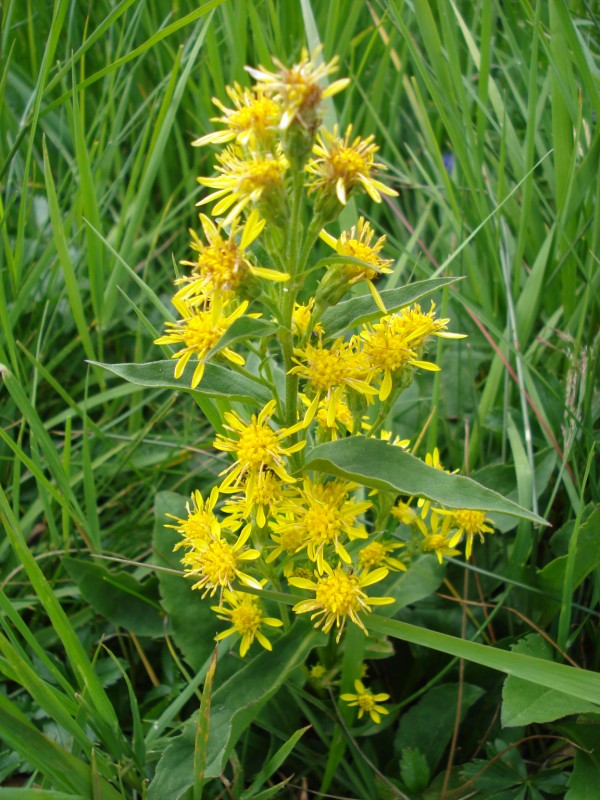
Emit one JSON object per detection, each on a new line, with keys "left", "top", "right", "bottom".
{"left": 340, "top": 679, "right": 390, "bottom": 724}
{"left": 360, "top": 313, "right": 440, "bottom": 401}
{"left": 272, "top": 477, "right": 370, "bottom": 574}
{"left": 221, "top": 469, "right": 287, "bottom": 528}
{"left": 419, "top": 511, "right": 460, "bottom": 564}
{"left": 358, "top": 539, "right": 406, "bottom": 572}
{"left": 289, "top": 563, "right": 394, "bottom": 642}
{"left": 291, "top": 299, "right": 324, "bottom": 337}
{"left": 181, "top": 525, "right": 261, "bottom": 598}
{"left": 265, "top": 524, "right": 306, "bottom": 577}
{"left": 290, "top": 337, "right": 377, "bottom": 426}
{"left": 319, "top": 217, "right": 394, "bottom": 313}
{"left": 198, "top": 145, "right": 288, "bottom": 225}
{"left": 246, "top": 48, "right": 350, "bottom": 131}
{"left": 391, "top": 500, "right": 421, "bottom": 526}
{"left": 192, "top": 83, "right": 281, "bottom": 149}
{"left": 212, "top": 589, "right": 283, "bottom": 656}
{"left": 154, "top": 297, "right": 251, "bottom": 388}
{"left": 391, "top": 302, "right": 466, "bottom": 352}
{"left": 442, "top": 508, "right": 494, "bottom": 559}
{"left": 306, "top": 124, "right": 398, "bottom": 206}
{"left": 213, "top": 399, "right": 306, "bottom": 491}
{"left": 167, "top": 487, "right": 241, "bottom": 550}
{"left": 176, "top": 211, "right": 288, "bottom": 305}
{"left": 299, "top": 393, "right": 355, "bottom": 440}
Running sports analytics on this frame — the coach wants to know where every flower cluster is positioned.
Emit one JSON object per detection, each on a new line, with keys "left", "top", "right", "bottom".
{"left": 153, "top": 50, "right": 491, "bottom": 674}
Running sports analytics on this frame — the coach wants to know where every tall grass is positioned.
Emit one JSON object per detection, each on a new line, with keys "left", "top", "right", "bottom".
{"left": 0, "top": 1, "right": 598, "bottom": 797}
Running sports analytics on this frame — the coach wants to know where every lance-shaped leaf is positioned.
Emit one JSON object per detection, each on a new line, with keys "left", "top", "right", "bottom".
{"left": 90, "top": 360, "right": 271, "bottom": 405}
{"left": 304, "top": 438, "right": 547, "bottom": 524}
{"left": 321, "top": 276, "right": 462, "bottom": 338}
{"left": 204, "top": 317, "right": 277, "bottom": 362}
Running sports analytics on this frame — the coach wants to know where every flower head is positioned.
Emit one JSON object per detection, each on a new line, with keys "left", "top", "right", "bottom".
{"left": 221, "top": 469, "right": 287, "bottom": 528}
{"left": 386, "top": 302, "right": 465, "bottom": 353}
{"left": 181, "top": 525, "right": 261, "bottom": 598}
{"left": 272, "top": 477, "right": 370, "bottom": 573}
{"left": 154, "top": 297, "right": 250, "bottom": 388}
{"left": 306, "top": 124, "right": 398, "bottom": 207}
{"left": 198, "top": 145, "right": 288, "bottom": 225}
{"left": 358, "top": 539, "right": 406, "bottom": 572}
{"left": 292, "top": 298, "right": 324, "bottom": 337}
{"left": 419, "top": 511, "right": 460, "bottom": 564}
{"left": 212, "top": 589, "right": 283, "bottom": 656}
{"left": 246, "top": 48, "right": 349, "bottom": 131}
{"left": 192, "top": 83, "right": 281, "bottom": 149}
{"left": 319, "top": 217, "right": 393, "bottom": 312}
{"left": 176, "top": 211, "right": 288, "bottom": 305}
{"left": 360, "top": 313, "right": 440, "bottom": 401}
{"left": 289, "top": 563, "right": 394, "bottom": 641}
{"left": 213, "top": 399, "right": 305, "bottom": 490}
{"left": 291, "top": 337, "right": 377, "bottom": 426}
{"left": 167, "top": 487, "right": 241, "bottom": 550}
{"left": 442, "top": 508, "right": 494, "bottom": 559}
{"left": 340, "top": 679, "right": 390, "bottom": 724}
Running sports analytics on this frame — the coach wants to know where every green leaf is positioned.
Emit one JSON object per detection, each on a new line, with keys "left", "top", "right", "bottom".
{"left": 152, "top": 492, "right": 219, "bottom": 670}
{"left": 559, "top": 721, "right": 600, "bottom": 800}
{"left": 367, "top": 614, "right": 600, "bottom": 706}
{"left": 399, "top": 747, "right": 431, "bottom": 793}
{"left": 147, "top": 622, "right": 322, "bottom": 799}
{"left": 62, "top": 556, "right": 164, "bottom": 637}
{"left": 205, "top": 317, "right": 277, "bottom": 361}
{"left": 305, "top": 438, "right": 547, "bottom": 524}
{"left": 394, "top": 683, "right": 484, "bottom": 771}
{"left": 321, "top": 277, "right": 461, "bottom": 337}
{"left": 502, "top": 635, "right": 598, "bottom": 727}
{"left": 0, "top": 792, "right": 86, "bottom": 799}
{"left": 90, "top": 360, "right": 271, "bottom": 405}
{"left": 536, "top": 507, "right": 600, "bottom": 619}
{"left": 382, "top": 555, "right": 444, "bottom": 613}
{"left": 0, "top": 694, "right": 121, "bottom": 799}
{"left": 240, "top": 726, "right": 310, "bottom": 799}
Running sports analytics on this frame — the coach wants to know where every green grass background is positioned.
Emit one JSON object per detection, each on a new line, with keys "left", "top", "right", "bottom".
{"left": 0, "top": 0, "right": 598, "bottom": 797}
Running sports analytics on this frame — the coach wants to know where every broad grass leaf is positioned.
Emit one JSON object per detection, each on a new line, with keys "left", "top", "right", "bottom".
{"left": 381, "top": 555, "right": 444, "bottom": 614}
{"left": 394, "top": 683, "right": 484, "bottom": 771}
{"left": 62, "top": 557, "right": 164, "bottom": 637}
{"left": 321, "top": 277, "right": 461, "bottom": 338}
{"left": 91, "top": 360, "right": 271, "bottom": 405}
{"left": 305, "top": 438, "right": 547, "bottom": 523}
{"left": 537, "top": 506, "right": 600, "bottom": 600}
{"left": 148, "top": 622, "right": 322, "bottom": 799}
{"left": 501, "top": 635, "right": 598, "bottom": 727}
{"left": 152, "top": 491, "right": 219, "bottom": 670}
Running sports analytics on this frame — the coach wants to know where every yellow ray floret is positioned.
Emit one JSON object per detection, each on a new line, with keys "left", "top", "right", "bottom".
{"left": 176, "top": 211, "right": 289, "bottom": 304}
{"left": 272, "top": 477, "right": 370, "bottom": 574}
{"left": 340, "top": 679, "right": 391, "bottom": 724}
{"left": 440, "top": 508, "right": 494, "bottom": 559}
{"left": 192, "top": 83, "right": 281, "bottom": 149}
{"left": 180, "top": 525, "right": 262, "bottom": 598}
{"left": 291, "top": 337, "right": 377, "bottom": 426}
{"left": 320, "top": 217, "right": 394, "bottom": 312}
{"left": 246, "top": 48, "right": 350, "bottom": 130}
{"left": 306, "top": 124, "right": 398, "bottom": 205}
{"left": 289, "top": 563, "right": 394, "bottom": 642}
{"left": 213, "top": 399, "right": 306, "bottom": 491}
{"left": 155, "top": 297, "right": 252, "bottom": 389}
{"left": 212, "top": 589, "right": 283, "bottom": 657}
{"left": 197, "top": 145, "right": 288, "bottom": 226}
